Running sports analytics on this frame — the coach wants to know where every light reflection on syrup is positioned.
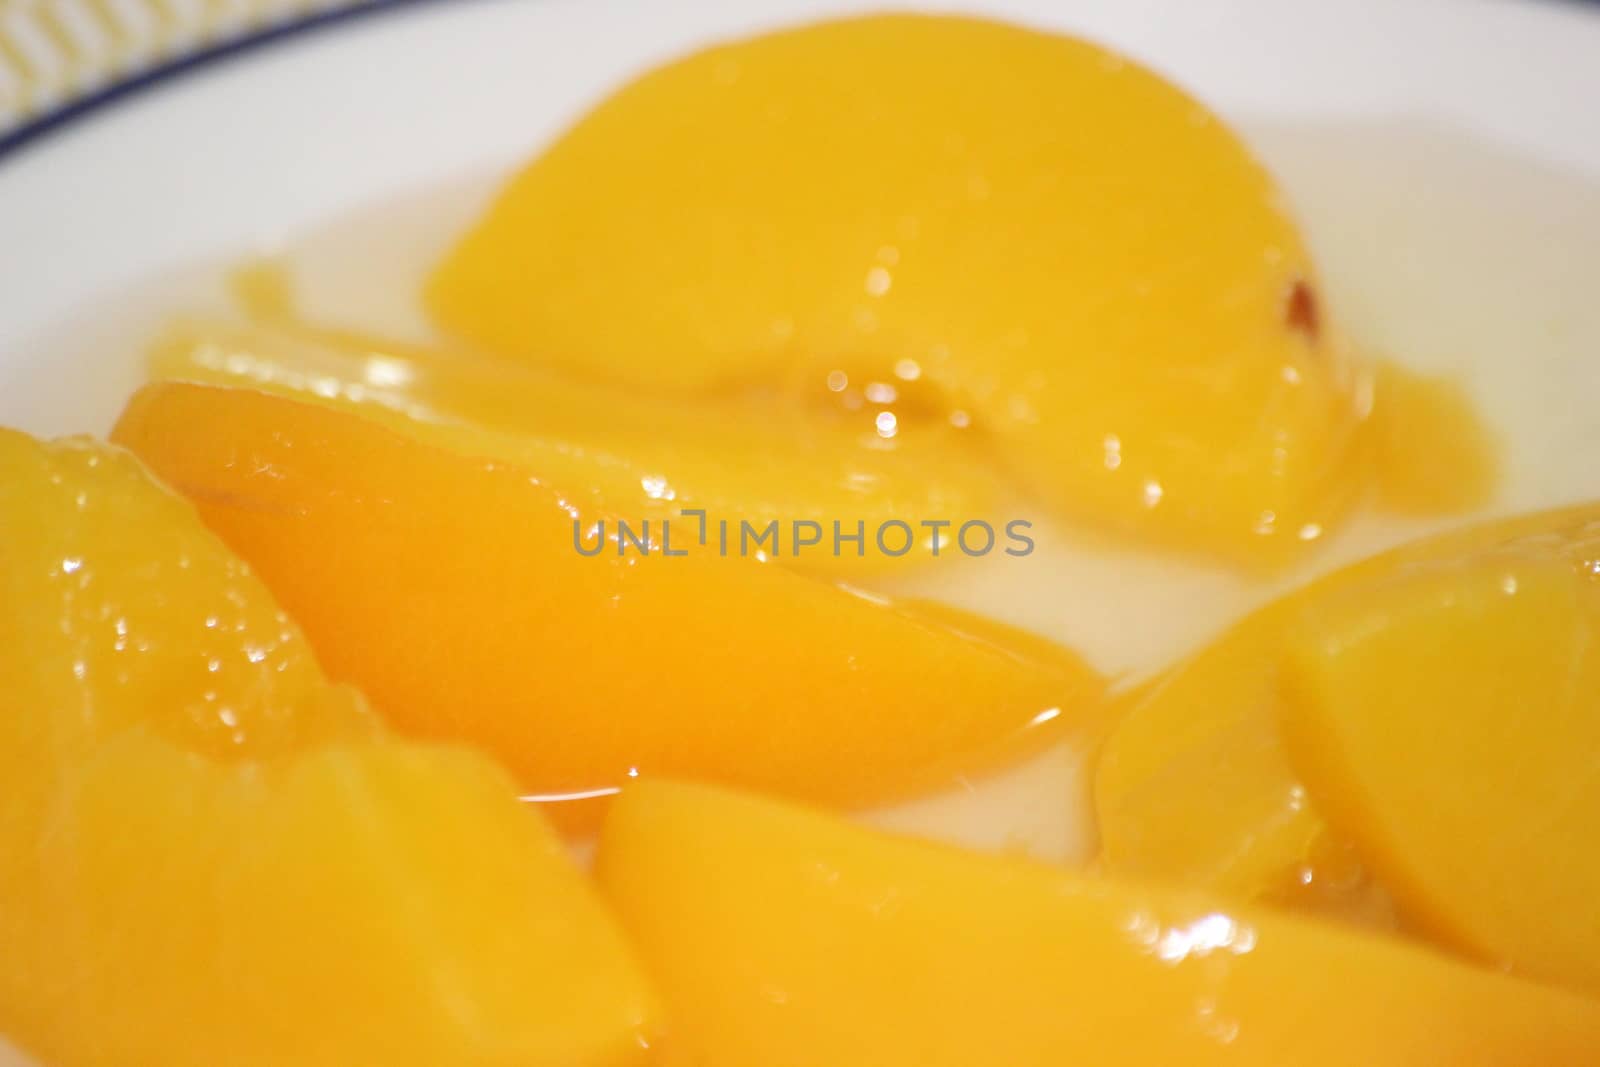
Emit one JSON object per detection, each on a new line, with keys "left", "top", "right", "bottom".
{"left": 519, "top": 785, "right": 623, "bottom": 805}
{"left": 1124, "top": 910, "right": 1258, "bottom": 965}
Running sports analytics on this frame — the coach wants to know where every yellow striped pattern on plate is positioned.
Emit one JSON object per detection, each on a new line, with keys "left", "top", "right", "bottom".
{"left": 0, "top": 0, "right": 375, "bottom": 136}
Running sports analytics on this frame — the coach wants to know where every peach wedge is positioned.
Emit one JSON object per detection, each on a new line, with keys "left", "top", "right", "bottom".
{"left": 0, "top": 428, "right": 658, "bottom": 1066}
{"left": 112, "top": 383, "right": 1100, "bottom": 826}
{"left": 1093, "top": 502, "right": 1600, "bottom": 923}
{"left": 429, "top": 14, "right": 1381, "bottom": 563}
{"left": 147, "top": 314, "right": 1002, "bottom": 572}
{"left": 597, "top": 779, "right": 1600, "bottom": 1067}
{"left": 1283, "top": 512, "right": 1600, "bottom": 992}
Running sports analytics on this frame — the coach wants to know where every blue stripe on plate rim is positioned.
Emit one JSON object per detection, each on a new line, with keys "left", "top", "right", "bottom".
{"left": 4, "top": 0, "right": 1596, "bottom": 165}
{"left": 0, "top": 0, "right": 461, "bottom": 164}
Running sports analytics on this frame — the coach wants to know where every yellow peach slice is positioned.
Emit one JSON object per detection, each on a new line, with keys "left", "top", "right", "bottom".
{"left": 1094, "top": 502, "right": 1600, "bottom": 922}
{"left": 19, "top": 737, "right": 659, "bottom": 1067}
{"left": 112, "top": 383, "right": 1101, "bottom": 829}
{"left": 429, "top": 14, "right": 1385, "bottom": 563}
{"left": 597, "top": 779, "right": 1600, "bottom": 1066}
{"left": 1093, "top": 613, "right": 1392, "bottom": 924}
{"left": 0, "top": 428, "right": 658, "bottom": 1066}
{"left": 0, "top": 429, "right": 374, "bottom": 762}
{"left": 1369, "top": 361, "right": 1500, "bottom": 515}
{"left": 1282, "top": 514, "right": 1600, "bottom": 992}
{"left": 148, "top": 315, "right": 1000, "bottom": 571}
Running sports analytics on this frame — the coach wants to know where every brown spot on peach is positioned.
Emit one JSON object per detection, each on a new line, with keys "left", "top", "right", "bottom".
{"left": 1285, "top": 279, "right": 1320, "bottom": 341}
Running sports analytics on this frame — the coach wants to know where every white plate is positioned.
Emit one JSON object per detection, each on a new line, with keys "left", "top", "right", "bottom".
{"left": 0, "top": 2, "right": 1598, "bottom": 1063}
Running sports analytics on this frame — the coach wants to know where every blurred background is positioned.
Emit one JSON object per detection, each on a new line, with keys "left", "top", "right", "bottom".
{"left": 0, "top": 0, "right": 387, "bottom": 141}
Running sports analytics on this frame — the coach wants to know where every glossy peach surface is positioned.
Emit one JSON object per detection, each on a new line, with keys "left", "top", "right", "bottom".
{"left": 1095, "top": 503, "right": 1600, "bottom": 927}
{"left": 598, "top": 779, "right": 1600, "bottom": 1067}
{"left": 429, "top": 14, "right": 1383, "bottom": 564}
{"left": 0, "top": 428, "right": 659, "bottom": 1066}
{"left": 1093, "top": 614, "right": 1393, "bottom": 924}
{"left": 112, "top": 383, "right": 1101, "bottom": 825}
{"left": 1284, "top": 511, "right": 1600, "bottom": 992}
{"left": 148, "top": 312, "right": 1000, "bottom": 571}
